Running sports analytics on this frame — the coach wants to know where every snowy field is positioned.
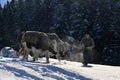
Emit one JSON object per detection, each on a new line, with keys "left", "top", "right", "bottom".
{"left": 0, "top": 57, "right": 120, "bottom": 80}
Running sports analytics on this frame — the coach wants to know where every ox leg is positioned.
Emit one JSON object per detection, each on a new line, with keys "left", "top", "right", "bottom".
{"left": 23, "top": 49, "right": 26, "bottom": 60}
{"left": 17, "top": 48, "right": 23, "bottom": 57}
{"left": 33, "top": 53, "right": 39, "bottom": 62}
{"left": 31, "top": 46, "right": 41, "bottom": 62}
{"left": 56, "top": 52, "right": 61, "bottom": 62}
{"left": 46, "top": 56, "right": 49, "bottom": 63}
{"left": 45, "top": 50, "right": 50, "bottom": 63}
{"left": 33, "top": 57, "right": 38, "bottom": 62}
{"left": 23, "top": 47, "right": 30, "bottom": 60}
{"left": 24, "top": 53, "right": 28, "bottom": 60}
{"left": 33, "top": 57, "right": 36, "bottom": 62}
{"left": 20, "top": 42, "right": 30, "bottom": 60}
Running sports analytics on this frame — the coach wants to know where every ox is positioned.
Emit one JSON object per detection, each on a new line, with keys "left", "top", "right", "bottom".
{"left": 17, "top": 31, "right": 64, "bottom": 63}
{"left": 47, "top": 33, "right": 71, "bottom": 59}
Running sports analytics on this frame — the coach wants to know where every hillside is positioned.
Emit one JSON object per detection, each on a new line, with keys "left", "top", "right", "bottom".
{"left": 0, "top": 57, "right": 120, "bottom": 80}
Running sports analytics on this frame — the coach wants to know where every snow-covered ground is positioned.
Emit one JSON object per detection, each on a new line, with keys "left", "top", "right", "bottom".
{"left": 0, "top": 57, "right": 120, "bottom": 80}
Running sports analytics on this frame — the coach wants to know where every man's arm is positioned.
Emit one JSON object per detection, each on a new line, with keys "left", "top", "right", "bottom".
{"left": 86, "top": 38, "right": 94, "bottom": 50}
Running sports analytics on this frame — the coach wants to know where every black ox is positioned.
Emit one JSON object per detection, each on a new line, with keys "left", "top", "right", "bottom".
{"left": 17, "top": 31, "right": 71, "bottom": 63}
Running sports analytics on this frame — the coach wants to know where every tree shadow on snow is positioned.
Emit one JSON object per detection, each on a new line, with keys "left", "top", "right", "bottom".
{"left": 46, "top": 65, "right": 92, "bottom": 80}
{"left": 22, "top": 63, "right": 92, "bottom": 80}
{"left": 1, "top": 65, "right": 43, "bottom": 80}
{"left": 22, "top": 64, "right": 65, "bottom": 80}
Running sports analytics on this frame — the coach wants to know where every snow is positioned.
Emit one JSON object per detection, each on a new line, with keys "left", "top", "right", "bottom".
{"left": 0, "top": 47, "right": 17, "bottom": 58}
{"left": 0, "top": 57, "right": 120, "bottom": 80}
{"left": 57, "top": 61, "right": 120, "bottom": 80}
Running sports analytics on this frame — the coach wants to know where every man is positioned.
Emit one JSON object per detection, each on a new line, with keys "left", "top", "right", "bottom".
{"left": 80, "top": 33, "right": 95, "bottom": 66}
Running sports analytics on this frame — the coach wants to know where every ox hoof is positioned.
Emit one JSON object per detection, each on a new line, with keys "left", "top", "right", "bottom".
{"left": 46, "top": 61, "right": 49, "bottom": 63}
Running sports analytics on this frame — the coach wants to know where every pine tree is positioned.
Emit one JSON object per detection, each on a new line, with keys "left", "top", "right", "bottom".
{"left": 40, "top": 0, "right": 53, "bottom": 32}
{"left": 31, "top": 0, "right": 43, "bottom": 31}
{"left": 2, "top": 0, "right": 16, "bottom": 46}
{"left": 70, "top": 1, "right": 85, "bottom": 39}
{"left": 16, "top": 0, "right": 25, "bottom": 32}
{"left": 0, "top": 4, "right": 3, "bottom": 48}
{"left": 0, "top": 4, "right": 3, "bottom": 33}
{"left": 61, "top": 0, "right": 72, "bottom": 34}
{"left": 50, "top": 0, "right": 64, "bottom": 32}
{"left": 24, "top": 0, "right": 34, "bottom": 30}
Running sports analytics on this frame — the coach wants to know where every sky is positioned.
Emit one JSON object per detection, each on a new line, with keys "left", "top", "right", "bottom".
{"left": 0, "top": 0, "right": 11, "bottom": 7}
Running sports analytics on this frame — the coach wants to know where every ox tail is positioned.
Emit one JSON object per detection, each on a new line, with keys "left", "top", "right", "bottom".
{"left": 17, "top": 31, "right": 26, "bottom": 57}
{"left": 17, "top": 31, "right": 25, "bottom": 45}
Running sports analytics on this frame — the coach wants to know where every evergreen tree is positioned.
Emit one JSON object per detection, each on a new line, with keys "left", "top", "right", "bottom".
{"left": 0, "top": 4, "right": 3, "bottom": 48}
{"left": 24, "top": 0, "right": 35, "bottom": 30}
{"left": 0, "top": 4, "right": 3, "bottom": 33}
{"left": 51, "top": 0, "right": 64, "bottom": 33}
{"left": 40, "top": 0, "right": 53, "bottom": 32}
{"left": 16, "top": 0, "right": 25, "bottom": 32}
{"left": 31, "top": 0, "right": 44, "bottom": 31}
